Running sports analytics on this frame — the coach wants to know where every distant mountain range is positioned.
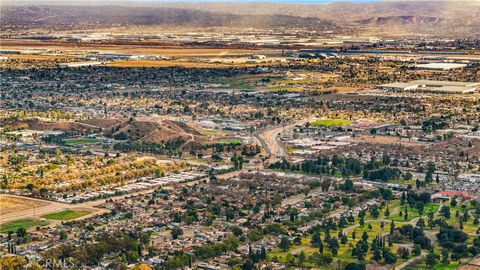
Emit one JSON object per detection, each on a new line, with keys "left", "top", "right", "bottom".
{"left": 1, "top": 1, "right": 479, "bottom": 37}
{"left": 0, "top": 5, "right": 339, "bottom": 31}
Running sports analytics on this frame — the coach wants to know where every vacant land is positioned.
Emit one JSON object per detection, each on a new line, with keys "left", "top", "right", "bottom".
{"left": 311, "top": 119, "right": 353, "bottom": 127}
{"left": 42, "top": 210, "right": 90, "bottom": 221}
{"left": 0, "top": 195, "right": 49, "bottom": 215}
{"left": 355, "top": 135, "right": 424, "bottom": 146}
{"left": 0, "top": 219, "right": 48, "bottom": 233}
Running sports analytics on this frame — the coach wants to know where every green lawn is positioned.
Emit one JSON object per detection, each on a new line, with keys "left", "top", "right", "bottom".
{"left": 200, "top": 129, "right": 228, "bottom": 136}
{"left": 63, "top": 138, "right": 100, "bottom": 145}
{"left": 42, "top": 210, "right": 90, "bottom": 221}
{"left": 219, "top": 80, "right": 254, "bottom": 90}
{"left": 390, "top": 203, "right": 439, "bottom": 222}
{"left": 351, "top": 221, "right": 389, "bottom": 238}
{"left": 311, "top": 119, "right": 352, "bottom": 127}
{"left": 218, "top": 139, "right": 242, "bottom": 145}
{"left": 0, "top": 219, "right": 48, "bottom": 233}
{"left": 265, "top": 85, "right": 300, "bottom": 91}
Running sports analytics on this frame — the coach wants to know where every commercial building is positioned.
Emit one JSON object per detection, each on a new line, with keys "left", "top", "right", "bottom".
{"left": 379, "top": 80, "right": 479, "bottom": 94}
{"left": 414, "top": 63, "right": 467, "bottom": 70}
{"left": 58, "top": 61, "right": 103, "bottom": 68}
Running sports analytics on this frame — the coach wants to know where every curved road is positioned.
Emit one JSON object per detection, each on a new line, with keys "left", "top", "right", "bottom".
{"left": 255, "top": 118, "right": 313, "bottom": 164}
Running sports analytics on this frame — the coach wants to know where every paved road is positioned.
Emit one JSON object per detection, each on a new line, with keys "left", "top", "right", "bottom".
{"left": 255, "top": 118, "right": 314, "bottom": 164}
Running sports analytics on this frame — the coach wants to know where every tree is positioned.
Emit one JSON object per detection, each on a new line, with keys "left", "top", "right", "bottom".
{"left": 298, "top": 250, "right": 306, "bottom": 265}
{"left": 441, "top": 249, "right": 450, "bottom": 265}
{"left": 25, "top": 183, "right": 36, "bottom": 192}
{"left": 279, "top": 237, "right": 291, "bottom": 251}
{"left": 416, "top": 217, "right": 425, "bottom": 228}
{"left": 362, "top": 231, "right": 368, "bottom": 242}
{"left": 241, "top": 259, "right": 254, "bottom": 270}
{"left": 412, "top": 245, "right": 422, "bottom": 256}
{"left": 401, "top": 192, "right": 406, "bottom": 205}
{"left": 342, "top": 179, "right": 354, "bottom": 192}
{"left": 370, "top": 206, "right": 379, "bottom": 219}
{"left": 260, "top": 246, "right": 267, "bottom": 260}
{"left": 440, "top": 206, "right": 451, "bottom": 219}
{"left": 451, "top": 197, "right": 458, "bottom": 207}
{"left": 345, "top": 262, "right": 365, "bottom": 270}
{"left": 426, "top": 251, "right": 437, "bottom": 267}
{"left": 398, "top": 247, "right": 410, "bottom": 260}
{"left": 383, "top": 248, "right": 397, "bottom": 264}
{"left": 313, "top": 252, "right": 332, "bottom": 266}
{"left": 380, "top": 188, "right": 394, "bottom": 200}
{"left": 39, "top": 187, "right": 48, "bottom": 198}
{"left": 311, "top": 233, "right": 321, "bottom": 247}
{"left": 171, "top": 227, "right": 183, "bottom": 239}
{"left": 372, "top": 247, "right": 382, "bottom": 262}
{"left": 341, "top": 234, "right": 348, "bottom": 245}
{"left": 318, "top": 237, "right": 324, "bottom": 254}
{"left": 321, "top": 179, "right": 332, "bottom": 192}
{"left": 359, "top": 216, "right": 364, "bottom": 226}
{"left": 231, "top": 226, "right": 243, "bottom": 237}
{"left": 60, "top": 230, "right": 68, "bottom": 241}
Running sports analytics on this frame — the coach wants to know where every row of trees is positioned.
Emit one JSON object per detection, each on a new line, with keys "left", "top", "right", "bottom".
{"left": 270, "top": 155, "right": 403, "bottom": 182}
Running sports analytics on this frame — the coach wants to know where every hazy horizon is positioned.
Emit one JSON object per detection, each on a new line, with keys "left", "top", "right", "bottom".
{"left": 0, "top": 0, "right": 398, "bottom": 5}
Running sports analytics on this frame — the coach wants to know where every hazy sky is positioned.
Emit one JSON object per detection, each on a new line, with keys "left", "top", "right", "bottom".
{"left": 142, "top": 0, "right": 379, "bottom": 2}
{"left": 2, "top": 0, "right": 381, "bottom": 3}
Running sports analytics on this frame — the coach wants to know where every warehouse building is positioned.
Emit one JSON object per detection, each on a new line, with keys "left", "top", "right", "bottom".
{"left": 414, "top": 63, "right": 467, "bottom": 70}
{"left": 379, "top": 80, "right": 479, "bottom": 94}
{"left": 58, "top": 61, "right": 103, "bottom": 68}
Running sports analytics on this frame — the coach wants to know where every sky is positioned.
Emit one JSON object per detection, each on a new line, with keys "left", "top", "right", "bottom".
{"left": 145, "top": 0, "right": 380, "bottom": 2}
{"left": 2, "top": 0, "right": 382, "bottom": 3}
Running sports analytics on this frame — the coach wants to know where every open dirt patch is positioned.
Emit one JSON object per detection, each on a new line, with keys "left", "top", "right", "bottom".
{"left": 0, "top": 195, "right": 50, "bottom": 215}
{"left": 355, "top": 135, "right": 423, "bottom": 146}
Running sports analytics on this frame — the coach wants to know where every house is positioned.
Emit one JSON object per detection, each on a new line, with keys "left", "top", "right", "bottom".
{"left": 431, "top": 191, "right": 477, "bottom": 202}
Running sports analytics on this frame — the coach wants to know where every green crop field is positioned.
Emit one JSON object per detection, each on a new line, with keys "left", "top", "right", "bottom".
{"left": 42, "top": 210, "right": 90, "bottom": 221}
{"left": 311, "top": 119, "right": 352, "bottom": 127}
{"left": 0, "top": 219, "right": 48, "bottom": 233}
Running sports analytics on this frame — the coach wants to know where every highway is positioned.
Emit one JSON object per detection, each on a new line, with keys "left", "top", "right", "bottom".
{"left": 255, "top": 118, "right": 314, "bottom": 164}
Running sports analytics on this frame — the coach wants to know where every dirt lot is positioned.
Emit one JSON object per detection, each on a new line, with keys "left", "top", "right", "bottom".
{"left": 355, "top": 135, "right": 424, "bottom": 146}
{"left": 0, "top": 54, "right": 75, "bottom": 61}
{"left": 0, "top": 195, "right": 50, "bottom": 215}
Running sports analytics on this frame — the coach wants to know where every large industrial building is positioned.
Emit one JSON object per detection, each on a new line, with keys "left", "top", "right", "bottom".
{"left": 414, "top": 63, "right": 467, "bottom": 70}
{"left": 379, "top": 80, "right": 479, "bottom": 94}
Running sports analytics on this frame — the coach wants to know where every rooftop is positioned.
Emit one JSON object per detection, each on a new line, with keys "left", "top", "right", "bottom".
{"left": 415, "top": 63, "right": 467, "bottom": 70}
